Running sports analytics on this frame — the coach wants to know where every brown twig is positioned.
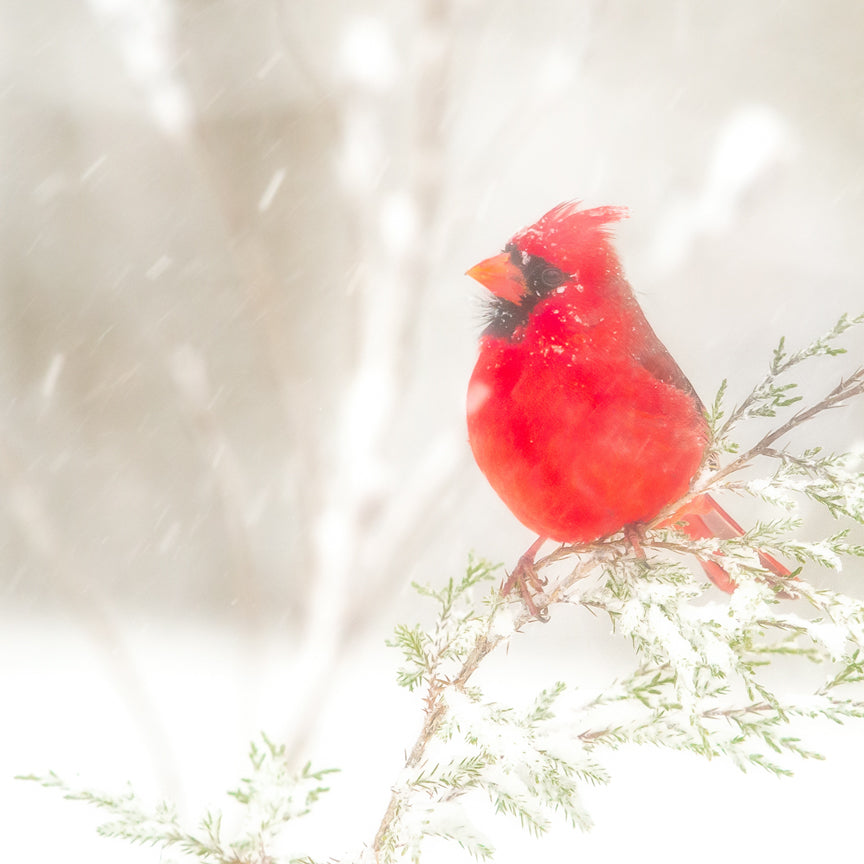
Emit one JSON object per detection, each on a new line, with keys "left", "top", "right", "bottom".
{"left": 371, "top": 627, "right": 500, "bottom": 856}
{"left": 716, "top": 313, "right": 864, "bottom": 442}
{"left": 371, "top": 553, "right": 600, "bottom": 859}
{"left": 709, "top": 367, "right": 864, "bottom": 487}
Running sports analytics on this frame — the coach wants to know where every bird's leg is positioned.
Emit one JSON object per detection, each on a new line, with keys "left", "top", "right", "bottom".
{"left": 623, "top": 523, "right": 648, "bottom": 560}
{"left": 501, "top": 536, "right": 549, "bottom": 621}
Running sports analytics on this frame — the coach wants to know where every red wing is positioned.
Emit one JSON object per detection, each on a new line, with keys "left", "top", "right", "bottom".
{"left": 624, "top": 295, "right": 705, "bottom": 412}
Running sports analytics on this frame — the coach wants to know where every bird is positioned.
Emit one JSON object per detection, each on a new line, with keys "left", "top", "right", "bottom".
{"left": 465, "top": 200, "right": 790, "bottom": 612}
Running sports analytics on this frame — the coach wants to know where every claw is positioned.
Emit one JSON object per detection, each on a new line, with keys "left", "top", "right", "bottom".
{"left": 501, "top": 536, "right": 550, "bottom": 621}
{"left": 623, "top": 523, "right": 647, "bottom": 559}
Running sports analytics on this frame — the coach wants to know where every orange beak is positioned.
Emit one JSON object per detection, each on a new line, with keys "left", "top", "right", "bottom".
{"left": 466, "top": 252, "right": 526, "bottom": 305}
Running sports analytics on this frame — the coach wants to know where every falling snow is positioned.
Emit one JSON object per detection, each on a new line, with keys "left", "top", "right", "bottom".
{"left": 7, "top": 3, "right": 864, "bottom": 863}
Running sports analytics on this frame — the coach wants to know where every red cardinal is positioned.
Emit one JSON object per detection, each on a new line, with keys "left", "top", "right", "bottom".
{"left": 466, "top": 201, "right": 790, "bottom": 603}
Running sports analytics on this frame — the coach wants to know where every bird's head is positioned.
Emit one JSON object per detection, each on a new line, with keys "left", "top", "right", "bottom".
{"left": 467, "top": 201, "right": 628, "bottom": 339}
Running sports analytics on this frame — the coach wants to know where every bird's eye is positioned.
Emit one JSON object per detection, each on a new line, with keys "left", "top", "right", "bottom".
{"left": 540, "top": 267, "right": 565, "bottom": 288}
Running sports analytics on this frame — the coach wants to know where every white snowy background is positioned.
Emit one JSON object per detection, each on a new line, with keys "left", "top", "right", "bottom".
{"left": 3, "top": 1, "right": 864, "bottom": 862}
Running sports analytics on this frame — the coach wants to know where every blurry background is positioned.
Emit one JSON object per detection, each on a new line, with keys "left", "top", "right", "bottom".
{"left": 3, "top": 0, "right": 864, "bottom": 861}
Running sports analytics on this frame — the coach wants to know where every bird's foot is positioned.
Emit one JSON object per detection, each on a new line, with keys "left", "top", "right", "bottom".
{"left": 623, "top": 523, "right": 648, "bottom": 560}
{"left": 501, "top": 536, "right": 549, "bottom": 622}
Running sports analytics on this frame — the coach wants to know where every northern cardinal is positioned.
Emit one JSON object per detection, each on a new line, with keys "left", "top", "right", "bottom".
{"left": 466, "top": 201, "right": 790, "bottom": 605}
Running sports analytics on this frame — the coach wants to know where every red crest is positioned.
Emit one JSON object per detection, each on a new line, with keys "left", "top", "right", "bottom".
{"left": 510, "top": 201, "right": 629, "bottom": 279}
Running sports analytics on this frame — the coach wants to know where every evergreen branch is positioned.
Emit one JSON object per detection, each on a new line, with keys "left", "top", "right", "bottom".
{"left": 373, "top": 555, "right": 604, "bottom": 860}
{"left": 747, "top": 448, "right": 864, "bottom": 524}
{"left": 715, "top": 313, "right": 864, "bottom": 442}
{"left": 19, "top": 736, "right": 336, "bottom": 864}
{"left": 709, "top": 366, "right": 864, "bottom": 487}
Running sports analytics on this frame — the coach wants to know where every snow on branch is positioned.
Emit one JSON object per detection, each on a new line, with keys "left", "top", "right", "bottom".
{"left": 20, "top": 734, "right": 337, "bottom": 864}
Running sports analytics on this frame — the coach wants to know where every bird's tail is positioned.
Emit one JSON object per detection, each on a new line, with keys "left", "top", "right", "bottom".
{"left": 661, "top": 493, "right": 792, "bottom": 593}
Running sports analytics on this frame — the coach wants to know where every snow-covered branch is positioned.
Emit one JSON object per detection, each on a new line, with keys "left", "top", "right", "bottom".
{"left": 19, "top": 303, "right": 864, "bottom": 863}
